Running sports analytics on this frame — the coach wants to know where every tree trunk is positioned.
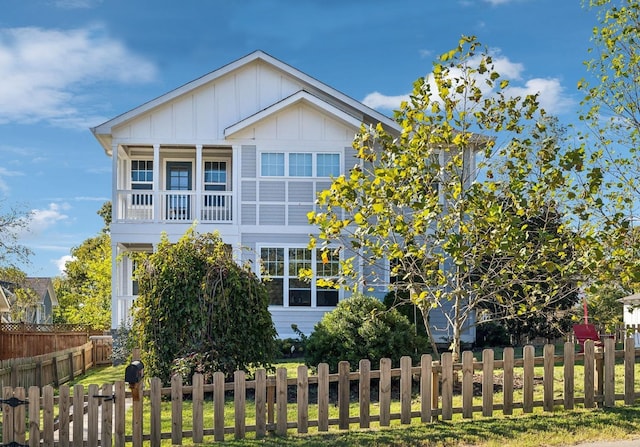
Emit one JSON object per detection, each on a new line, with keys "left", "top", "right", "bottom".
{"left": 419, "top": 306, "right": 440, "bottom": 359}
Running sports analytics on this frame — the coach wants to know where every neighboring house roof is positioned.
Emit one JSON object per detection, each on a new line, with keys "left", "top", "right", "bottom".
{"left": 618, "top": 293, "right": 640, "bottom": 304}
{"left": 24, "top": 277, "right": 59, "bottom": 307}
{"left": 91, "top": 50, "right": 400, "bottom": 155}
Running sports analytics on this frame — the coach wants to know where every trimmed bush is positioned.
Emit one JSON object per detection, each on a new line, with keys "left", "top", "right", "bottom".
{"left": 304, "top": 294, "right": 428, "bottom": 372}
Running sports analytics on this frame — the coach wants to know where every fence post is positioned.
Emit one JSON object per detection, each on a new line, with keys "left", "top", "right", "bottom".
{"left": 379, "top": 358, "right": 391, "bottom": 426}
{"left": 28, "top": 386, "right": 40, "bottom": 447}
{"left": 276, "top": 367, "right": 288, "bottom": 436}
{"left": 604, "top": 337, "right": 616, "bottom": 407}
{"left": 87, "top": 383, "right": 99, "bottom": 447}
{"left": 624, "top": 337, "right": 635, "bottom": 405}
{"left": 503, "top": 347, "right": 514, "bottom": 415}
{"left": 114, "top": 381, "right": 126, "bottom": 447}
{"left": 14, "top": 387, "right": 25, "bottom": 446}
{"left": 338, "top": 361, "right": 350, "bottom": 430}
{"left": 42, "top": 385, "right": 54, "bottom": 447}
{"left": 317, "top": 363, "right": 329, "bottom": 432}
{"left": 583, "top": 340, "right": 595, "bottom": 408}
{"left": 420, "top": 354, "right": 432, "bottom": 423}
{"left": 462, "top": 351, "right": 473, "bottom": 419}
{"left": 101, "top": 383, "right": 113, "bottom": 447}
{"left": 543, "top": 344, "right": 555, "bottom": 412}
{"left": 359, "top": 359, "right": 371, "bottom": 429}
{"left": 296, "top": 365, "right": 308, "bottom": 434}
{"left": 213, "top": 371, "right": 225, "bottom": 441}
{"left": 171, "top": 373, "right": 183, "bottom": 445}
{"left": 192, "top": 373, "right": 204, "bottom": 443}
{"left": 150, "top": 378, "right": 162, "bottom": 447}
{"left": 73, "top": 384, "right": 84, "bottom": 445}
{"left": 595, "top": 342, "right": 604, "bottom": 406}
{"left": 482, "top": 349, "right": 494, "bottom": 417}
{"left": 564, "top": 341, "right": 575, "bottom": 410}
{"left": 400, "top": 356, "right": 412, "bottom": 424}
{"left": 255, "top": 369, "right": 267, "bottom": 438}
{"left": 441, "top": 352, "right": 453, "bottom": 421}
{"left": 523, "top": 345, "right": 534, "bottom": 413}
{"left": 234, "top": 370, "right": 246, "bottom": 439}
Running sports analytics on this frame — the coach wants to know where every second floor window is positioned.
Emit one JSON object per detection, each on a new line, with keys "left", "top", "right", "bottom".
{"left": 204, "top": 161, "right": 227, "bottom": 206}
{"left": 260, "top": 152, "right": 341, "bottom": 177}
{"left": 131, "top": 160, "right": 153, "bottom": 205}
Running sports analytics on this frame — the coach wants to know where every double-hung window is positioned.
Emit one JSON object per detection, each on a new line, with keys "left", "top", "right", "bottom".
{"left": 131, "top": 160, "right": 153, "bottom": 205}
{"left": 204, "top": 161, "right": 227, "bottom": 207}
{"left": 260, "top": 246, "right": 340, "bottom": 307}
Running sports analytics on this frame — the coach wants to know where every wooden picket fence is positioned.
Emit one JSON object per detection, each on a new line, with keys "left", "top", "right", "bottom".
{"left": 2, "top": 338, "right": 639, "bottom": 446}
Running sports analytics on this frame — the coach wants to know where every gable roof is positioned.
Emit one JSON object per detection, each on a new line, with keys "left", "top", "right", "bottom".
{"left": 24, "top": 278, "right": 58, "bottom": 306}
{"left": 91, "top": 50, "right": 400, "bottom": 155}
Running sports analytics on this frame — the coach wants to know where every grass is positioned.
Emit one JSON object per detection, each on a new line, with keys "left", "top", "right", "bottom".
{"left": 59, "top": 354, "right": 640, "bottom": 446}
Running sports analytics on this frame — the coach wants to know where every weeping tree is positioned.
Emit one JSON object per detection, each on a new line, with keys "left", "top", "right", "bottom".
{"left": 132, "top": 229, "right": 278, "bottom": 384}
{"left": 308, "top": 36, "right": 587, "bottom": 360}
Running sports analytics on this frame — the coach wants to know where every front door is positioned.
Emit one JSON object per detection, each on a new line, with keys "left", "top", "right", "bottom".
{"left": 166, "top": 162, "right": 192, "bottom": 220}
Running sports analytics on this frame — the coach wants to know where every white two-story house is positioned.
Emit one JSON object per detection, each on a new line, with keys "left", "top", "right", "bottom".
{"left": 92, "top": 50, "right": 403, "bottom": 339}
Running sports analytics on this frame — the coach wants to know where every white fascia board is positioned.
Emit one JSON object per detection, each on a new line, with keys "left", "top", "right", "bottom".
{"left": 224, "top": 90, "right": 364, "bottom": 138}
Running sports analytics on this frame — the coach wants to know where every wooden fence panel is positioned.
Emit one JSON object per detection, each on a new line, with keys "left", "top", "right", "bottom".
{"left": 7, "top": 343, "right": 640, "bottom": 445}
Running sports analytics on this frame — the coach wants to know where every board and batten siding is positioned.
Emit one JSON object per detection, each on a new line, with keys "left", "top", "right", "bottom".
{"left": 111, "top": 61, "right": 307, "bottom": 142}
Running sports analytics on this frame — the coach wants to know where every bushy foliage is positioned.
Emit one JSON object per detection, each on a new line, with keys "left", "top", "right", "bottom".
{"left": 304, "top": 294, "right": 427, "bottom": 372}
{"left": 132, "top": 229, "right": 278, "bottom": 384}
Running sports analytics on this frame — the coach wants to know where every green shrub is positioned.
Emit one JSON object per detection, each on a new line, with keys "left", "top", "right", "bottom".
{"left": 304, "top": 294, "right": 428, "bottom": 372}
{"left": 475, "top": 321, "right": 511, "bottom": 347}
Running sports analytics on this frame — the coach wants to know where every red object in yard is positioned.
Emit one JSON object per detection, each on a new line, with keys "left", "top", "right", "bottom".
{"left": 573, "top": 323, "right": 603, "bottom": 352}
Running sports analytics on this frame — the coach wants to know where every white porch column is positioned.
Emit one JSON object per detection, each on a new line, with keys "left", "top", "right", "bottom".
{"left": 153, "top": 144, "right": 160, "bottom": 222}
{"left": 232, "top": 144, "right": 240, "bottom": 224}
{"left": 195, "top": 144, "right": 203, "bottom": 222}
{"left": 110, "top": 240, "right": 119, "bottom": 330}
{"left": 111, "top": 143, "right": 118, "bottom": 221}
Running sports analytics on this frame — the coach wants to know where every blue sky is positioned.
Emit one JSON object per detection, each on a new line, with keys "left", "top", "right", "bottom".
{"left": 1, "top": 0, "right": 597, "bottom": 278}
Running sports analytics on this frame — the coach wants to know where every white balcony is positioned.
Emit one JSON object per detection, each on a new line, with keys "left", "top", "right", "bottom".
{"left": 115, "top": 190, "right": 233, "bottom": 223}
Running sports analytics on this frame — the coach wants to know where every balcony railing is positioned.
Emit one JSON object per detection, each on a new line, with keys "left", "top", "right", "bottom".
{"left": 115, "top": 190, "right": 233, "bottom": 223}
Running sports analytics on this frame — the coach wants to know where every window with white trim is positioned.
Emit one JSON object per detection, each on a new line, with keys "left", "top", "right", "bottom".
{"left": 131, "top": 160, "right": 153, "bottom": 205}
{"left": 260, "top": 152, "right": 341, "bottom": 177}
{"left": 260, "top": 246, "right": 340, "bottom": 307}
{"left": 204, "top": 161, "right": 227, "bottom": 206}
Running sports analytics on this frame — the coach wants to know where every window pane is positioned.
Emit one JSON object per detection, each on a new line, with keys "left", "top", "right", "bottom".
{"left": 261, "top": 248, "right": 284, "bottom": 276}
{"left": 264, "top": 278, "right": 283, "bottom": 306}
{"left": 289, "top": 248, "right": 311, "bottom": 276}
{"left": 316, "top": 249, "right": 339, "bottom": 277}
{"left": 289, "top": 153, "right": 312, "bottom": 177}
{"left": 289, "top": 283, "right": 311, "bottom": 306}
{"left": 261, "top": 153, "right": 284, "bottom": 176}
{"left": 317, "top": 154, "right": 340, "bottom": 177}
{"left": 317, "top": 289, "right": 338, "bottom": 306}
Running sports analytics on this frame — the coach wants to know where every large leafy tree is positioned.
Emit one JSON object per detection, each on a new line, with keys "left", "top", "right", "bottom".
{"left": 309, "top": 37, "right": 586, "bottom": 360}
{"left": 578, "top": 0, "right": 640, "bottom": 298}
{"left": 132, "top": 229, "right": 278, "bottom": 384}
{"left": 53, "top": 202, "right": 111, "bottom": 330}
{"left": 0, "top": 266, "right": 40, "bottom": 322}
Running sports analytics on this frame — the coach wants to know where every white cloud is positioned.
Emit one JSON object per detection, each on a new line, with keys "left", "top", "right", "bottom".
{"left": 0, "top": 25, "right": 156, "bottom": 126}
{"left": 53, "top": 0, "right": 101, "bottom": 9}
{"left": 362, "top": 50, "right": 574, "bottom": 115}
{"left": 19, "top": 203, "right": 70, "bottom": 237}
{"left": 54, "top": 255, "right": 75, "bottom": 275}
{"left": 0, "top": 166, "right": 23, "bottom": 194}
{"left": 362, "top": 92, "right": 411, "bottom": 111}
{"left": 484, "top": 0, "right": 516, "bottom": 5}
